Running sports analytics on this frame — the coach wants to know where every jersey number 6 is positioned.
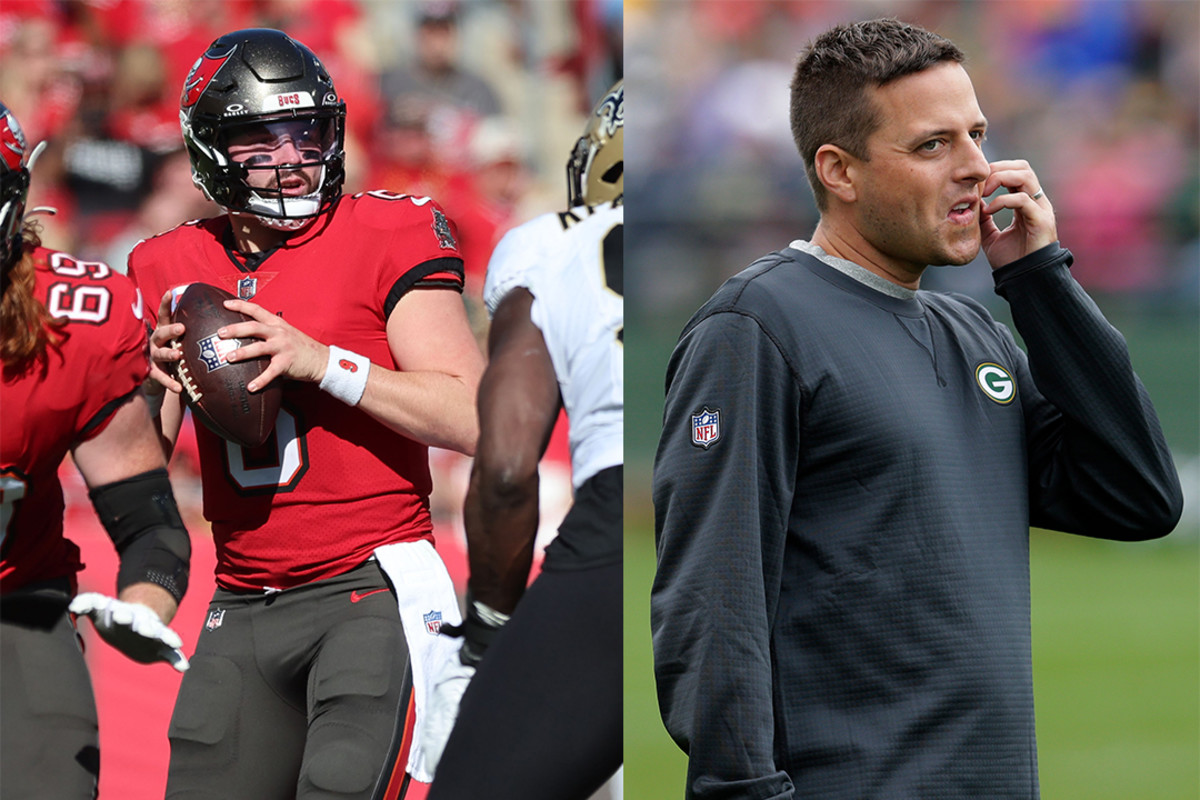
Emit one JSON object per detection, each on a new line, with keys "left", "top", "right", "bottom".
{"left": 602, "top": 223, "right": 623, "bottom": 343}
{"left": 222, "top": 408, "right": 309, "bottom": 493}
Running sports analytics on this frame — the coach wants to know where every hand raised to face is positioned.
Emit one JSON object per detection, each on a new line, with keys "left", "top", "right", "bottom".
{"left": 979, "top": 160, "right": 1057, "bottom": 269}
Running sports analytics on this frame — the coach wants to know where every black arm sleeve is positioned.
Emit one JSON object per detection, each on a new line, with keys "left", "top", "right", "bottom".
{"left": 994, "top": 243, "right": 1183, "bottom": 539}
{"left": 89, "top": 468, "right": 192, "bottom": 602}
{"left": 652, "top": 312, "right": 798, "bottom": 800}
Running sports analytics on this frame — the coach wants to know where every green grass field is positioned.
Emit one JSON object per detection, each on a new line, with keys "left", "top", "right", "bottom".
{"left": 624, "top": 521, "right": 1199, "bottom": 799}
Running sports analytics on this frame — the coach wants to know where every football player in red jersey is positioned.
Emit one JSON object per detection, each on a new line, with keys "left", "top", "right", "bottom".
{"left": 128, "top": 29, "right": 484, "bottom": 799}
{"left": 0, "top": 101, "right": 192, "bottom": 798}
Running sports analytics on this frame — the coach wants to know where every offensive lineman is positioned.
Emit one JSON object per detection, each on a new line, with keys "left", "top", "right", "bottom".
{"left": 128, "top": 30, "right": 483, "bottom": 799}
{"left": 1, "top": 101, "right": 191, "bottom": 798}
{"left": 423, "top": 81, "right": 624, "bottom": 800}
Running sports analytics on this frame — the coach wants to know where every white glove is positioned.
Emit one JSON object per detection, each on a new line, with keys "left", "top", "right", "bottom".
{"left": 69, "top": 592, "right": 189, "bottom": 672}
{"left": 420, "top": 651, "right": 476, "bottom": 775}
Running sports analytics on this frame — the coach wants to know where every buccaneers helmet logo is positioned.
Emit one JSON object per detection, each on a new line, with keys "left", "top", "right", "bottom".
{"left": 0, "top": 110, "right": 28, "bottom": 172}
{"left": 182, "top": 47, "right": 236, "bottom": 109}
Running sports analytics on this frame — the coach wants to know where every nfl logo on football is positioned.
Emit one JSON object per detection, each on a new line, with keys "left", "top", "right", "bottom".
{"left": 691, "top": 407, "right": 721, "bottom": 448}
{"left": 424, "top": 609, "right": 443, "bottom": 635}
{"left": 197, "top": 334, "right": 238, "bottom": 372}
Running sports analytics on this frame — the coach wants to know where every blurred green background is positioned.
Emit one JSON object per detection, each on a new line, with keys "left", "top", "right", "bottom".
{"left": 623, "top": 1, "right": 1199, "bottom": 797}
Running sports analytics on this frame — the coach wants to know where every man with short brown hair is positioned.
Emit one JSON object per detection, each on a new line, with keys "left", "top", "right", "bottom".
{"left": 652, "top": 18, "right": 1182, "bottom": 800}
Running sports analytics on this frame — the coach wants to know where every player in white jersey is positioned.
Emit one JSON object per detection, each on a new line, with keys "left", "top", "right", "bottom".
{"left": 424, "top": 82, "right": 624, "bottom": 800}
{"left": 484, "top": 201, "right": 623, "bottom": 487}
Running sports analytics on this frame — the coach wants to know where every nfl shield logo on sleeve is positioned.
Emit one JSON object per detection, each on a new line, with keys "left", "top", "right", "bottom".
{"left": 423, "top": 609, "right": 443, "bottom": 635}
{"left": 691, "top": 407, "right": 721, "bottom": 449}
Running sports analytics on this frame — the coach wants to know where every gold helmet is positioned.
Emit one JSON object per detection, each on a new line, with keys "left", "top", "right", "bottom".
{"left": 567, "top": 80, "right": 623, "bottom": 207}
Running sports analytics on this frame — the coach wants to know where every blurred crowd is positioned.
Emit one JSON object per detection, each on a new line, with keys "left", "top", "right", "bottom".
{"left": 625, "top": 0, "right": 1199, "bottom": 313}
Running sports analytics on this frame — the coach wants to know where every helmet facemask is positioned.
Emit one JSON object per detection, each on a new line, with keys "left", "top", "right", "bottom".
{"left": 0, "top": 168, "right": 30, "bottom": 272}
{"left": 221, "top": 114, "right": 341, "bottom": 229}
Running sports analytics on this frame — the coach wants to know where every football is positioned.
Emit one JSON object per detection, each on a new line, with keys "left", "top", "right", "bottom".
{"left": 170, "top": 283, "right": 281, "bottom": 449}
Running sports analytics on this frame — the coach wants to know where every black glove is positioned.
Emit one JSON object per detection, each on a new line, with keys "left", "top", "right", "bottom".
{"left": 439, "top": 591, "right": 510, "bottom": 666}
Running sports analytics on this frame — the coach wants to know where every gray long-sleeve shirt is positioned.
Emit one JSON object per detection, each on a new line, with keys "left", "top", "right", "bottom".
{"left": 651, "top": 242, "right": 1182, "bottom": 799}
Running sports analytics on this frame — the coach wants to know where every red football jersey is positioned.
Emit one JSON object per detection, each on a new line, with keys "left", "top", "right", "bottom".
{"left": 1, "top": 246, "right": 148, "bottom": 593}
{"left": 128, "top": 191, "right": 465, "bottom": 591}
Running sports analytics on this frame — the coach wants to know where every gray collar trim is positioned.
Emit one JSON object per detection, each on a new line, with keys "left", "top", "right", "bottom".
{"left": 789, "top": 240, "right": 916, "bottom": 300}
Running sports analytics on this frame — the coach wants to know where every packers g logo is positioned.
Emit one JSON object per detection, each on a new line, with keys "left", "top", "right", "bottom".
{"left": 975, "top": 362, "right": 1015, "bottom": 405}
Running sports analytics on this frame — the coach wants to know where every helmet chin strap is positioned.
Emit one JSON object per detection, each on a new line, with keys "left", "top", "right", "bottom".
{"left": 226, "top": 207, "right": 319, "bottom": 233}
{"left": 253, "top": 213, "right": 316, "bottom": 232}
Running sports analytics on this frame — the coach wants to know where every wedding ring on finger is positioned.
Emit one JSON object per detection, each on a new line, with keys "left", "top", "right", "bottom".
{"left": 1030, "top": 188, "right": 1045, "bottom": 201}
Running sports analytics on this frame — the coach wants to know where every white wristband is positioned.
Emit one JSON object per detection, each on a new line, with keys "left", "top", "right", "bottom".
{"left": 319, "top": 345, "right": 370, "bottom": 406}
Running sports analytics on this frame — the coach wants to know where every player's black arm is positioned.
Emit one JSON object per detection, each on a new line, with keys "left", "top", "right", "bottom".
{"left": 463, "top": 288, "right": 561, "bottom": 616}
{"left": 652, "top": 309, "right": 798, "bottom": 800}
{"left": 994, "top": 243, "right": 1183, "bottom": 540}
